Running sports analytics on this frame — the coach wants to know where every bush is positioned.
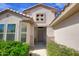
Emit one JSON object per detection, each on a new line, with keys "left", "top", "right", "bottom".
{"left": 47, "top": 41, "right": 79, "bottom": 56}
{"left": 0, "top": 40, "right": 29, "bottom": 56}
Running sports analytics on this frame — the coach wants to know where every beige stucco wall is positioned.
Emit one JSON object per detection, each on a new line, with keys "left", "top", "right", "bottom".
{"left": 28, "top": 7, "right": 55, "bottom": 27}
{"left": 26, "top": 7, "right": 56, "bottom": 42}
{"left": 54, "top": 12, "right": 79, "bottom": 51}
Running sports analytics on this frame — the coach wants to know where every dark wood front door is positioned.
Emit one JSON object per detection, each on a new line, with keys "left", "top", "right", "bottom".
{"left": 37, "top": 27, "right": 46, "bottom": 44}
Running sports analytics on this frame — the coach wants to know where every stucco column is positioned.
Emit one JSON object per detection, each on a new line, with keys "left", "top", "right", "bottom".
{"left": 47, "top": 26, "right": 55, "bottom": 42}
{"left": 26, "top": 23, "right": 35, "bottom": 48}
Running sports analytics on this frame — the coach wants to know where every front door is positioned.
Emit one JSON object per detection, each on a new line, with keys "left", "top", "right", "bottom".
{"left": 37, "top": 27, "right": 46, "bottom": 45}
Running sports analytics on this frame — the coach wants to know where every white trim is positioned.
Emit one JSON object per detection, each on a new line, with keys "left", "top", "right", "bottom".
{"left": 4, "top": 24, "right": 7, "bottom": 41}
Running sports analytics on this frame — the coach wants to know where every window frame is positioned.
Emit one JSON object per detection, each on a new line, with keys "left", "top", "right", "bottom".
{"left": 0, "top": 24, "right": 5, "bottom": 40}
{"left": 6, "top": 24, "right": 16, "bottom": 41}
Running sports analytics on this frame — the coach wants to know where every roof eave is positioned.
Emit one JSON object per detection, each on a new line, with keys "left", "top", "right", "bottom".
{"left": 23, "top": 3, "right": 57, "bottom": 14}
{"left": 0, "top": 9, "right": 35, "bottom": 24}
{"left": 50, "top": 3, "right": 79, "bottom": 27}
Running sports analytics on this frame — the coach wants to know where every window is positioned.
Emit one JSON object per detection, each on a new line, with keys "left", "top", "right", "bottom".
{"left": 7, "top": 34, "right": 15, "bottom": 41}
{"left": 36, "top": 13, "right": 45, "bottom": 22}
{"left": 21, "top": 34, "right": 26, "bottom": 42}
{"left": 7, "top": 24, "right": 15, "bottom": 32}
{"left": 6, "top": 24, "right": 16, "bottom": 41}
{"left": 36, "top": 18, "right": 39, "bottom": 21}
{"left": 36, "top": 14, "right": 39, "bottom": 17}
{"left": 21, "top": 25, "right": 27, "bottom": 32}
{"left": 41, "top": 18, "right": 43, "bottom": 21}
{"left": 41, "top": 14, "right": 43, "bottom": 17}
{"left": 21, "top": 23, "right": 27, "bottom": 42}
{"left": 0, "top": 24, "right": 4, "bottom": 40}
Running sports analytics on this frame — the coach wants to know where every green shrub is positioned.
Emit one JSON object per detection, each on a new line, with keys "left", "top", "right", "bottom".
{"left": 0, "top": 40, "right": 29, "bottom": 56}
{"left": 47, "top": 41, "right": 79, "bottom": 56}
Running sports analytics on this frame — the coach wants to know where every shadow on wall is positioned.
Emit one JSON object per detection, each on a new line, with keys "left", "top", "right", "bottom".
{"left": 53, "top": 12, "right": 79, "bottom": 30}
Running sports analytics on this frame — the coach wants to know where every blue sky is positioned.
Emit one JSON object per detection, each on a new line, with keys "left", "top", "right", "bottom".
{"left": 0, "top": 3, "right": 66, "bottom": 13}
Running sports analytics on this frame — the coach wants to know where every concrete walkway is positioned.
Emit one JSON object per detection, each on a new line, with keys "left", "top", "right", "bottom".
{"left": 30, "top": 44, "right": 47, "bottom": 56}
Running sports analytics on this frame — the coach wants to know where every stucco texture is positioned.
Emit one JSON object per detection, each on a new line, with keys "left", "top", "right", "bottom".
{"left": 54, "top": 12, "right": 79, "bottom": 51}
